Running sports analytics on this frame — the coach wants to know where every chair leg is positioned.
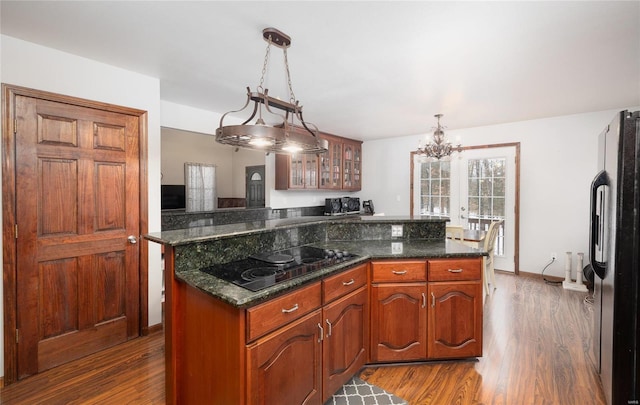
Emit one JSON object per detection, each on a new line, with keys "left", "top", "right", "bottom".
{"left": 490, "top": 260, "right": 497, "bottom": 290}
{"left": 483, "top": 257, "right": 490, "bottom": 295}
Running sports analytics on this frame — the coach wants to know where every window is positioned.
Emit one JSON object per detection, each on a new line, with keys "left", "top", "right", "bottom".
{"left": 467, "top": 158, "right": 506, "bottom": 255}
{"left": 419, "top": 160, "right": 450, "bottom": 216}
{"left": 185, "top": 162, "right": 216, "bottom": 212}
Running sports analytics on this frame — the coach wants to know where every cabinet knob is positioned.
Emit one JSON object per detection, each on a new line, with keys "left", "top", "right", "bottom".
{"left": 448, "top": 269, "right": 463, "bottom": 273}
{"left": 392, "top": 270, "right": 407, "bottom": 275}
{"left": 281, "top": 304, "right": 299, "bottom": 314}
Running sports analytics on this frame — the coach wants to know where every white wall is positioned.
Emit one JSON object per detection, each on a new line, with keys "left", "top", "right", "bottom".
{"left": 362, "top": 109, "right": 636, "bottom": 278}
{"left": 0, "top": 35, "right": 164, "bottom": 376}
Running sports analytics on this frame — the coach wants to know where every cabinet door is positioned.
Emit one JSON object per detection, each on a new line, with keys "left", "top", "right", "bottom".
{"left": 275, "top": 153, "right": 318, "bottom": 190}
{"left": 247, "top": 310, "right": 323, "bottom": 405}
{"left": 304, "top": 153, "right": 318, "bottom": 188}
{"left": 319, "top": 137, "right": 342, "bottom": 190}
{"left": 370, "top": 283, "right": 427, "bottom": 362}
{"left": 322, "top": 287, "right": 368, "bottom": 401}
{"left": 427, "top": 281, "right": 483, "bottom": 359}
{"left": 342, "top": 141, "right": 362, "bottom": 191}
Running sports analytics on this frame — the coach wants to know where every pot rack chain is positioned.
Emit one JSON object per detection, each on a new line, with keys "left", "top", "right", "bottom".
{"left": 283, "top": 47, "right": 297, "bottom": 105}
{"left": 258, "top": 33, "right": 298, "bottom": 106}
{"left": 257, "top": 36, "right": 271, "bottom": 93}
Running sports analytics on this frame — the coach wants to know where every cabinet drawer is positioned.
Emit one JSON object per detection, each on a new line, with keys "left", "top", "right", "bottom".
{"left": 322, "top": 263, "right": 368, "bottom": 304}
{"left": 247, "top": 282, "right": 321, "bottom": 342}
{"left": 371, "top": 261, "right": 426, "bottom": 282}
{"left": 428, "top": 258, "right": 482, "bottom": 282}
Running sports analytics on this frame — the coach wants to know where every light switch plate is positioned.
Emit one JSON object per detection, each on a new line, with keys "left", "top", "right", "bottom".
{"left": 391, "top": 224, "right": 403, "bottom": 238}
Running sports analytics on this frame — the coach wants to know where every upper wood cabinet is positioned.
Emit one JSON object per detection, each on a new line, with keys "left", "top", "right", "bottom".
{"left": 275, "top": 152, "right": 319, "bottom": 190}
{"left": 319, "top": 135, "right": 343, "bottom": 190}
{"left": 275, "top": 131, "right": 362, "bottom": 191}
{"left": 342, "top": 139, "right": 362, "bottom": 191}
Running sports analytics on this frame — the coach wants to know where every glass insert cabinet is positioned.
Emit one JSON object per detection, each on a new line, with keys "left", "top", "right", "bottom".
{"left": 276, "top": 132, "right": 362, "bottom": 191}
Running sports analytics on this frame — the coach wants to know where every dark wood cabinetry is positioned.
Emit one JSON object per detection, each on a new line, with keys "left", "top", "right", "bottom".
{"left": 319, "top": 135, "right": 343, "bottom": 190}
{"left": 320, "top": 264, "right": 368, "bottom": 401}
{"left": 164, "top": 247, "right": 481, "bottom": 404}
{"left": 342, "top": 140, "right": 362, "bottom": 191}
{"left": 275, "top": 152, "right": 319, "bottom": 189}
{"left": 370, "top": 258, "right": 483, "bottom": 362}
{"left": 427, "top": 258, "right": 483, "bottom": 359}
{"left": 370, "top": 283, "right": 427, "bottom": 362}
{"left": 276, "top": 132, "right": 362, "bottom": 191}
{"left": 370, "top": 261, "right": 427, "bottom": 362}
{"left": 322, "top": 287, "right": 368, "bottom": 400}
{"left": 247, "top": 310, "right": 323, "bottom": 405}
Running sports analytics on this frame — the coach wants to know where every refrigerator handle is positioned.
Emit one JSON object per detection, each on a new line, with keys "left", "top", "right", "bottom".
{"left": 590, "top": 170, "right": 608, "bottom": 279}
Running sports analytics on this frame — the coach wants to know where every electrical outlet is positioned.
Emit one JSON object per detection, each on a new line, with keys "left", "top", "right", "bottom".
{"left": 391, "top": 242, "right": 403, "bottom": 254}
{"left": 391, "top": 225, "right": 403, "bottom": 238}
{"left": 550, "top": 252, "right": 557, "bottom": 260}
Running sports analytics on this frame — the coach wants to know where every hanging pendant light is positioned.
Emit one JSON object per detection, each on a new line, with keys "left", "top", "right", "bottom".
{"left": 415, "top": 114, "right": 462, "bottom": 160}
{"left": 216, "top": 28, "right": 328, "bottom": 154}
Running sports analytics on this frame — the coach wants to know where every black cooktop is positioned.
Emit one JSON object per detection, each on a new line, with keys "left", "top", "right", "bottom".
{"left": 201, "top": 246, "right": 357, "bottom": 292}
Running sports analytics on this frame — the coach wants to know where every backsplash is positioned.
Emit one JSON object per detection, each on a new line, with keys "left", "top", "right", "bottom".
{"left": 162, "top": 205, "right": 325, "bottom": 230}
{"left": 170, "top": 216, "right": 446, "bottom": 273}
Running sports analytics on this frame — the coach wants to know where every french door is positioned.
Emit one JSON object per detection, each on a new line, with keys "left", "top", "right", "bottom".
{"left": 412, "top": 144, "right": 518, "bottom": 272}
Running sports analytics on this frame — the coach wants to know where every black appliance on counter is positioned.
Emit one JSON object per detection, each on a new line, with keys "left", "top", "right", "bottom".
{"left": 590, "top": 110, "right": 639, "bottom": 404}
{"left": 324, "top": 197, "right": 360, "bottom": 215}
{"left": 201, "top": 246, "right": 357, "bottom": 292}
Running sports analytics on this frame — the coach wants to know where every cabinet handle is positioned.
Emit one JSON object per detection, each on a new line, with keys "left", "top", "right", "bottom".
{"left": 422, "top": 292, "right": 426, "bottom": 308}
{"left": 282, "top": 304, "right": 299, "bottom": 314}
{"left": 326, "top": 319, "right": 332, "bottom": 337}
{"left": 342, "top": 279, "right": 355, "bottom": 286}
{"left": 448, "top": 268, "right": 463, "bottom": 273}
{"left": 392, "top": 270, "right": 407, "bottom": 275}
{"left": 431, "top": 292, "right": 436, "bottom": 308}
{"left": 318, "top": 323, "right": 324, "bottom": 342}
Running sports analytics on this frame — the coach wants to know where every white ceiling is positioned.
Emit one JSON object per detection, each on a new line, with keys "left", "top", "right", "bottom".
{"left": 2, "top": 1, "right": 639, "bottom": 141}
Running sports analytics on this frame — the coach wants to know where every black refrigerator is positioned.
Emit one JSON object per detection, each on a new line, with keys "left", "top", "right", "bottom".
{"left": 590, "top": 110, "right": 639, "bottom": 405}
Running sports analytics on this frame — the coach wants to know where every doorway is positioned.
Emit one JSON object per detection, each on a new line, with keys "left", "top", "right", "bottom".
{"left": 246, "top": 165, "right": 265, "bottom": 208}
{"left": 2, "top": 84, "right": 148, "bottom": 384}
{"left": 410, "top": 143, "right": 520, "bottom": 273}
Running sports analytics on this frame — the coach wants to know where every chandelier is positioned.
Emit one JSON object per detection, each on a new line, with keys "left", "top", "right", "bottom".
{"left": 415, "top": 114, "right": 462, "bottom": 160}
{"left": 216, "top": 28, "right": 328, "bottom": 154}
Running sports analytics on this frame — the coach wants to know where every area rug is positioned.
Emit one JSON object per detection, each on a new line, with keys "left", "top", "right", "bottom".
{"left": 324, "top": 376, "right": 408, "bottom": 405}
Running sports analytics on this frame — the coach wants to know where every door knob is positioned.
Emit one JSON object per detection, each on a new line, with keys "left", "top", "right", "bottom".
{"left": 128, "top": 235, "right": 138, "bottom": 244}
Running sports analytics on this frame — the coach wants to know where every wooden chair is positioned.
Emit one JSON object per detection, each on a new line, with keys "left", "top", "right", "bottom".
{"left": 446, "top": 225, "right": 464, "bottom": 241}
{"left": 483, "top": 220, "right": 504, "bottom": 294}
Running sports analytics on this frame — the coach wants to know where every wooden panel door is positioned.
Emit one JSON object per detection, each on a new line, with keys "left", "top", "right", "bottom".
{"left": 14, "top": 95, "right": 140, "bottom": 378}
{"left": 428, "top": 281, "right": 483, "bottom": 359}
{"left": 322, "top": 287, "right": 368, "bottom": 401}
{"left": 370, "top": 283, "right": 427, "bottom": 362}
{"left": 247, "top": 310, "right": 323, "bottom": 405}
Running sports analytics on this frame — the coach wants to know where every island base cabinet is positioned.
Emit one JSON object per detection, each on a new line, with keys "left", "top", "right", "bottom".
{"left": 370, "top": 283, "right": 427, "bottom": 362}
{"left": 428, "top": 281, "right": 483, "bottom": 359}
{"left": 322, "top": 287, "right": 368, "bottom": 401}
{"left": 247, "top": 309, "right": 323, "bottom": 405}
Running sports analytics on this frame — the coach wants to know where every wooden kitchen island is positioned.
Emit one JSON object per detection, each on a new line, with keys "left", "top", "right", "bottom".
{"left": 145, "top": 216, "right": 486, "bottom": 405}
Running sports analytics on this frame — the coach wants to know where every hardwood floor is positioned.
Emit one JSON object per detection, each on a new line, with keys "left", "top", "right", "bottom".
{"left": 0, "top": 272, "right": 605, "bottom": 404}
{"left": 0, "top": 331, "right": 165, "bottom": 404}
{"left": 359, "top": 272, "right": 606, "bottom": 405}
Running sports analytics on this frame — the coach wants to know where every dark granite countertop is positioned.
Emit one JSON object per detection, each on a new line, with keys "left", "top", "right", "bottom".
{"left": 145, "top": 215, "right": 449, "bottom": 246}
{"left": 176, "top": 239, "right": 485, "bottom": 308}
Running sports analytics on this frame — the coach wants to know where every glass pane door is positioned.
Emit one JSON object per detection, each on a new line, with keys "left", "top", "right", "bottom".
{"left": 457, "top": 147, "right": 515, "bottom": 272}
